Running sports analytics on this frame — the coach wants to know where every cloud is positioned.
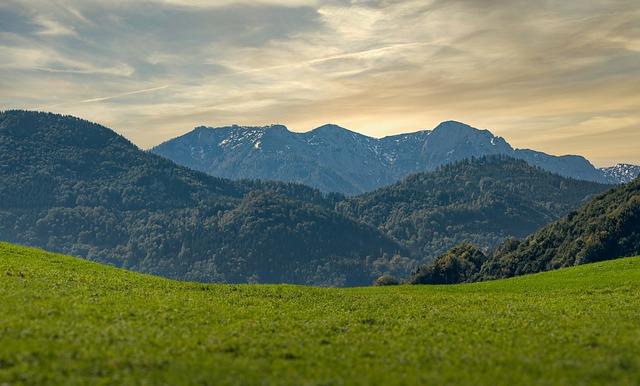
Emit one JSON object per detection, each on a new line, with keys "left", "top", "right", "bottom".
{"left": 226, "top": 42, "right": 429, "bottom": 75}
{"left": 155, "top": 0, "right": 317, "bottom": 6}
{"left": 44, "top": 85, "right": 171, "bottom": 108}
{"left": 33, "top": 16, "right": 76, "bottom": 36}
{"left": 0, "top": 0, "right": 638, "bottom": 165}
{"left": 0, "top": 45, "right": 134, "bottom": 76}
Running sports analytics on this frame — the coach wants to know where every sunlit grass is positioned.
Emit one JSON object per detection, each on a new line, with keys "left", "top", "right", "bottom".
{"left": 1, "top": 242, "right": 639, "bottom": 385}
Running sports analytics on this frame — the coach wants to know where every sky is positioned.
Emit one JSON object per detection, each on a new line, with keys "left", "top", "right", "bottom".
{"left": 0, "top": 0, "right": 638, "bottom": 166}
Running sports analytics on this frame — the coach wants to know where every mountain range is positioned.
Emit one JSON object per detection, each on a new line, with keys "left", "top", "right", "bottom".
{"left": 0, "top": 110, "right": 616, "bottom": 285}
{"left": 0, "top": 110, "right": 402, "bottom": 286}
{"left": 151, "top": 121, "right": 637, "bottom": 194}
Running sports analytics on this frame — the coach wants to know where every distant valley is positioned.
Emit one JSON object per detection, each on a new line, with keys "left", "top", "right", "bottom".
{"left": 152, "top": 121, "right": 638, "bottom": 194}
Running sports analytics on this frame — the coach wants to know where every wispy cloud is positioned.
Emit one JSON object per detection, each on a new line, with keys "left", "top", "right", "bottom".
{"left": 34, "top": 16, "right": 77, "bottom": 36}
{"left": 229, "top": 42, "right": 429, "bottom": 75}
{"left": 44, "top": 85, "right": 171, "bottom": 108}
{"left": 155, "top": 0, "right": 316, "bottom": 7}
{"left": 80, "top": 85, "right": 171, "bottom": 103}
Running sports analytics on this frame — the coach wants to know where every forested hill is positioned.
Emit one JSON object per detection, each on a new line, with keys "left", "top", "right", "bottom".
{"left": 0, "top": 110, "right": 403, "bottom": 286}
{"left": 0, "top": 110, "right": 619, "bottom": 286}
{"left": 338, "top": 157, "right": 612, "bottom": 260}
{"left": 411, "top": 176, "right": 640, "bottom": 284}
{"left": 480, "top": 176, "right": 640, "bottom": 279}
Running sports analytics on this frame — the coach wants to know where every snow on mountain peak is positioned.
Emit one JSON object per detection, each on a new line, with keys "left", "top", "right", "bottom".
{"left": 600, "top": 163, "right": 640, "bottom": 184}
{"left": 152, "top": 120, "right": 615, "bottom": 194}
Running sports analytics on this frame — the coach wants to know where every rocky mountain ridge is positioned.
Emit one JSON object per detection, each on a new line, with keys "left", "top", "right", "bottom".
{"left": 152, "top": 121, "right": 618, "bottom": 194}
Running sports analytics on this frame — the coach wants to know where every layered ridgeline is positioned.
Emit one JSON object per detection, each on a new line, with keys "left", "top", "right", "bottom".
{"left": 413, "top": 176, "right": 640, "bottom": 284}
{"left": 338, "top": 157, "right": 611, "bottom": 260}
{"left": 0, "top": 110, "right": 403, "bottom": 286}
{"left": 151, "top": 121, "right": 614, "bottom": 194}
{"left": 0, "top": 111, "right": 617, "bottom": 285}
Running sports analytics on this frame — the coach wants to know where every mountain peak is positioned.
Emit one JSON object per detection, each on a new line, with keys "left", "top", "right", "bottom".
{"left": 234, "top": 123, "right": 288, "bottom": 131}
{"left": 316, "top": 123, "right": 345, "bottom": 129}
{"left": 425, "top": 120, "right": 511, "bottom": 151}
{"left": 201, "top": 124, "right": 290, "bottom": 133}
{"left": 311, "top": 124, "right": 351, "bottom": 133}
{"left": 434, "top": 120, "right": 474, "bottom": 130}
{"left": 600, "top": 163, "right": 640, "bottom": 184}
{"left": 432, "top": 121, "right": 493, "bottom": 137}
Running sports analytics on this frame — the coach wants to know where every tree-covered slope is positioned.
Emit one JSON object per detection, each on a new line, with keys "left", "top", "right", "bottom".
{"left": 411, "top": 244, "right": 487, "bottom": 284}
{"left": 2, "top": 242, "right": 640, "bottom": 385}
{"left": 0, "top": 110, "right": 403, "bottom": 286}
{"left": 0, "top": 111, "right": 619, "bottom": 285}
{"left": 338, "top": 156, "right": 611, "bottom": 261}
{"left": 480, "top": 176, "right": 640, "bottom": 279}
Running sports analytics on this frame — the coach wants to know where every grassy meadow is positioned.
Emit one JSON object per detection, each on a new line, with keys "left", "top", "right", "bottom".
{"left": 1, "top": 242, "right": 640, "bottom": 385}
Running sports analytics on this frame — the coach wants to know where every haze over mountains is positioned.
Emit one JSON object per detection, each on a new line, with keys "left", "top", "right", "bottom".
{"left": 152, "top": 121, "right": 636, "bottom": 194}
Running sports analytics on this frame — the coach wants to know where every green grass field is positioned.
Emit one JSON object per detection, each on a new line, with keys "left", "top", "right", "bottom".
{"left": 1, "top": 243, "right": 640, "bottom": 385}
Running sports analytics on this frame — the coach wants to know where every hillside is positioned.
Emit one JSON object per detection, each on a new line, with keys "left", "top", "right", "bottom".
{"left": 2, "top": 243, "right": 640, "bottom": 385}
{"left": 338, "top": 157, "right": 611, "bottom": 260}
{"left": 411, "top": 176, "right": 640, "bottom": 284}
{"left": 152, "top": 121, "right": 609, "bottom": 194}
{"left": 2, "top": 111, "right": 616, "bottom": 285}
{"left": 0, "top": 110, "right": 403, "bottom": 286}
{"left": 480, "top": 176, "right": 640, "bottom": 279}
